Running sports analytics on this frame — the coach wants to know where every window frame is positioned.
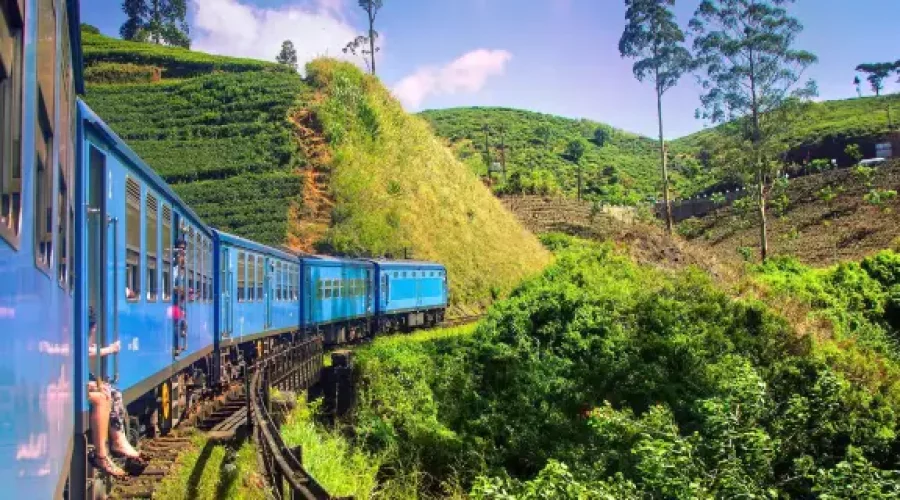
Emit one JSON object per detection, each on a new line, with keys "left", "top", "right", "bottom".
{"left": 124, "top": 176, "right": 141, "bottom": 301}
{"left": 145, "top": 193, "right": 158, "bottom": 302}
{"left": 237, "top": 251, "right": 246, "bottom": 302}
{"left": 0, "top": 0, "right": 26, "bottom": 249}
{"left": 161, "top": 204, "right": 172, "bottom": 301}
{"left": 256, "top": 255, "right": 263, "bottom": 302}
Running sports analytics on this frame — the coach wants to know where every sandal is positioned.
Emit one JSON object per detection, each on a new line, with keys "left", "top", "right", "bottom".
{"left": 111, "top": 447, "right": 147, "bottom": 465}
{"left": 89, "top": 451, "right": 126, "bottom": 477}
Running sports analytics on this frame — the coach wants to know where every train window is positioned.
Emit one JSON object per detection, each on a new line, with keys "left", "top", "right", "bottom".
{"left": 204, "top": 239, "right": 210, "bottom": 301}
{"left": 256, "top": 256, "right": 263, "bottom": 301}
{"left": 125, "top": 178, "right": 141, "bottom": 300}
{"left": 186, "top": 227, "right": 195, "bottom": 302}
{"left": 56, "top": 163, "right": 68, "bottom": 286}
{"left": 145, "top": 194, "right": 158, "bottom": 301}
{"left": 162, "top": 205, "right": 172, "bottom": 300}
{"left": 292, "top": 267, "right": 298, "bottom": 300}
{"left": 247, "top": 253, "right": 256, "bottom": 301}
{"left": 237, "top": 251, "right": 245, "bottom": 301}
{"left": 0, "top": 0, "right": 24, "bottom": 248}
{"left": 316, "top": 279, "right": 323, "bottom": 300}
{"left": 323, "top": 279, "right": 331, "bottom": 299}
{"left": 393, "top": 272, "right": 398, "bottom": 278}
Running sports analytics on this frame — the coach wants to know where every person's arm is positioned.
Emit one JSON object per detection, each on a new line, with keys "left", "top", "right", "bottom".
{"left": 88, "top": 341, "right": 121, "bottom": 358}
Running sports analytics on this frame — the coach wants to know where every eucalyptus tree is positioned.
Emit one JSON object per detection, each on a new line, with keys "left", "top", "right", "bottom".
{"left": 691, "top": 0, "right": 817, "bottom": 260}
{"left": 619, "top": 0, "right": 693, "bottom": 235}
{"left": 358, "top": 0, "right": 383, "bottom": 75}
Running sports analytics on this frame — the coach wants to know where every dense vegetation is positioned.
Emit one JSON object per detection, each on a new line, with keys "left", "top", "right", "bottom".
{"left": 83, "top": 31, "right": 307, "bottom": 245}
{"left": 421, "top": 93, "right": 900, "bottom": 206}
{"left": 419, "top": 107, "right": 681, "bottom": 205}
{"left": 304, "top": 60, "right": 551, "bottom": 306}
{"left": 340, "top": 237, "right": 900, "bottom": 498}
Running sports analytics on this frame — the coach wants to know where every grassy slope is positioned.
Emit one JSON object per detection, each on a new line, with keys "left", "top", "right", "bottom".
{"left": 675, "top": 93, "right": 900, "bottom": 153}
{"left": 419, "top": 107, "right": 668, "bottom": 204}
{"left": 82, "top": 31, "right": 306, "bottom": 245}
{"left": 305, "top": 61, "right": 552, "bottom": 308}
{"left": 679, "top": 161, "right": 900, "bottom": 265}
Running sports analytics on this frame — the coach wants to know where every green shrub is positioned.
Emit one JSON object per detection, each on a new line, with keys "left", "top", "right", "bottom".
{"left": 84, "top": 62, "right": 160, "bottom": 84}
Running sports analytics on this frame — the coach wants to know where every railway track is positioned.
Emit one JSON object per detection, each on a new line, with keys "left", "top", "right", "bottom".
{"left": 105, "top": 321, "right": 478, "bottom": 500}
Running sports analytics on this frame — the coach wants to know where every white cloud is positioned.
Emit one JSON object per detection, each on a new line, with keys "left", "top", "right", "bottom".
{"left": 190, "top": 0, "right": 363, "bottom": 72}
{"left": 393, "top": 49, "right": 513, "bottom": 109}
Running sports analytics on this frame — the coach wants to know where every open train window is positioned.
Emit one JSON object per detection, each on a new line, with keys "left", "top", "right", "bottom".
{"left": 237, "top": 251, "right": 245, "bottom": 301}
{"left": 256, "top": 255, "right": 263, "bottom": 301}
{"left": 162, "top": 205, "right": 172, "bottom": 300}
{"left": 0, "top": 0, "right": 24, "bottom": 248}
{"left": 316, "top": 279, "right": 323, "bottom": 300}
{"left": 146, "top": 194, "right": 158, "bottom": 301}
{"left": 292, "top": 266, "right": 298, "bottom": 300}
{"left": 125, "top": 177, "right": 141, "bottom": 300}
{"left": 277, "top": 262, "right": 284, "bottom": 301}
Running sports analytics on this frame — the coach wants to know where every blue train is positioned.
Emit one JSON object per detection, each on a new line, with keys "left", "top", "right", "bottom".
{"left": 0, "top": 2, "right": 448, "bottom": 498}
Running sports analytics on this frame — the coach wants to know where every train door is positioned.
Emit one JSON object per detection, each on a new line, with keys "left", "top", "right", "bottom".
{"left": 86, "top": 146, "right": 113, "bottom": 382}
{"left": 172, "top": 216, "right": 187, "bottom": 359}
{"left": 365, "top": 269, "right": 373, "bottom": 314}
{"left": 221, "top": 247, "right": 232, "bottom": 337}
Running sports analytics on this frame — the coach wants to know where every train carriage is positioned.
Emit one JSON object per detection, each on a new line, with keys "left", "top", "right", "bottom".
{"left": 371, "top": 260, "right": 448, "bottom": 331}
{"left": 76, "top": 101, "right": 216, "bottom": 444}
{"left": 0, "top": 0, "right": 83, "bottom": 497}
{"left": 301, "top": 256, "right": 374, "bottom": 345}
{"left": 214, "top": 231, "right": 301, "bottom": 343}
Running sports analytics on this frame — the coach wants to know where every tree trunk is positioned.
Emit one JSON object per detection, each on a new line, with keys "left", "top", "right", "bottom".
{"left": 757, "top": 174, "right": 768, "bottom": 261}
{"left": 656, "top": 85, "right": 673, "bottom": 234}
{"left": 368, "top": 12, "right": 376, "bottom": 76}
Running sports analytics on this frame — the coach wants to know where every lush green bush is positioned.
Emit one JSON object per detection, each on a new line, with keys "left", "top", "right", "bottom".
{"left": 83, "top": 62, "right": 160, "bottom": 84}
{"left": 352, "top": 243, "right": 900, "bottom": 498}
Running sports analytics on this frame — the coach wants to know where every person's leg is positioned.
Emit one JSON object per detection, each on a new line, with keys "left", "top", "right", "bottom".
{"left": 87, "top": 391, "right": 110, "bottom": 456}
{"left": 108, "top": 386, "right": 140, "bottom": 458}
{"left": 88, "top": 390, "right": 125, "bottom": 476}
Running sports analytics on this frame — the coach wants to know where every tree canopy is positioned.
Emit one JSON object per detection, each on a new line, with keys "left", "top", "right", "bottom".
{"left": 276, "top": 40, "right": 298, "bottom": 70}
{"left": 120, "top": 0, "right": 190, "bottom": 48}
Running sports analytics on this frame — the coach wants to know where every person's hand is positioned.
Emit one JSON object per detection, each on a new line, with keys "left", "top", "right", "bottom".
{"left": 108, "top": 341, "right": 121, "bottom": 354}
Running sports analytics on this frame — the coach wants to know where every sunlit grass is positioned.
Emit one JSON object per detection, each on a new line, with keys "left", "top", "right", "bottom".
{"left": 153, "top": 434, "right": 265, "bottom": 500}
{"left": 280, "top": 399, "right": 381, "bottom": 498}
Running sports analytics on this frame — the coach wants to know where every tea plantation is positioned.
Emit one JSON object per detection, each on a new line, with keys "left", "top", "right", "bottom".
{"left": 82, "top": 31, "right": 307, "bottom": 245}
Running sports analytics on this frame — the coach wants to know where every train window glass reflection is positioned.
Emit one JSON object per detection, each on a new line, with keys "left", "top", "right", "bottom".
{"left": 125, "top": 177, "right": 141, "bottom": 300}
{"left": 0, "top": 0, "right": 24, "bottom": 247}
{"left": 145, "top": 194, "right": 158, "bottom": 301}
{"left": 162, "top": 205, "right": 172, "bottom": 300}
{"left": 237, "top": 251, "right": 245, "bottom": 301}
{"left": 256, "top": 255, "right": 263, "bottom": 301}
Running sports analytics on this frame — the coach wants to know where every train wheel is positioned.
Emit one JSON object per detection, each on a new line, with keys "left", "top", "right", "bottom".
{"left": 157, "top": 380, "right": 173, "bottom": 435}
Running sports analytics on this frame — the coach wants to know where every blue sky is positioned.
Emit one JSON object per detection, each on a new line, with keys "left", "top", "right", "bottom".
{"left": 82, "top": 0, "right": 900, "bottom": 138}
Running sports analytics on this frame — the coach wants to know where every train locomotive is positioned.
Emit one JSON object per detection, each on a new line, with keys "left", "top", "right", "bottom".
{"left": 0, "top": 2, "right": 448, "bottom": 498}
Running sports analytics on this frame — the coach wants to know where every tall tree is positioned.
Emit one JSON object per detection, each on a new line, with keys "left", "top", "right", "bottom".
{"left": 691, "top": 0, "right": 817, "bottom": 261}
{"left": 619, "top": 0, "right": 692, "bottom": 235}
{"left": 566, "top": 138, "right": 587, "bottom": 200}
{"left": 120, "top": 0, "right": 190, "bottom": 48}
{"left": 342, "top": 35, "right": 378, "bottom": 74}
{"left": 358, "top": 0, "right": 383, "bottom": 75}
{"left": 856, "top": 62, "right": 894, "bottom": 96}
{"left": 276, "top": 40, "right": 298, "bottom": 70}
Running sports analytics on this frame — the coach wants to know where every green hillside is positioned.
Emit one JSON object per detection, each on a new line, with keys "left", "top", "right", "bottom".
{"left": 82, "top": 31, "right": 306, "bottom": 245}
{"left": 303, "top": 61, "right": 551, "bottom": 307}
{"left": 674, "top": 93, "right": 900, "bottom": 160}
{"left": 81, "top": 30, "right": 550, "bottom": 309}
{"left": 419, "top": 107, "right": 674, "bottom": 205}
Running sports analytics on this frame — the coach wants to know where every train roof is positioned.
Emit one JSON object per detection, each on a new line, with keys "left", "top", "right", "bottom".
{"left": 367, "top": 259, "right": 446, "bottom": 269}
{"left": 301, "top": 254, "right": 375, "bottom": 268}
{"left": 69, "top": 0, "right": 84, "bottom": 94}
{"left": 214, "top": 230, "right": 298, "bottom": 261}
{"left": 78, "top": 100, "right": 210, "bottom": 235}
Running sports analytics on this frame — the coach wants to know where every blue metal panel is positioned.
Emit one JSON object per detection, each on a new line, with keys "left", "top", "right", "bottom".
{"left": 0, "top": 2, "right": 81, "bottom": 496}
{"left": 78, "top": 101, "right": 215, "bottom": 404}
{"left": 214, "top": 232, "right": 301, "bottom": 342}
{"left": 371, "top": 260, "right": 448, "bottom": 315}
{"left": 301, "top": 257, "right": 373, "bottom": 327}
